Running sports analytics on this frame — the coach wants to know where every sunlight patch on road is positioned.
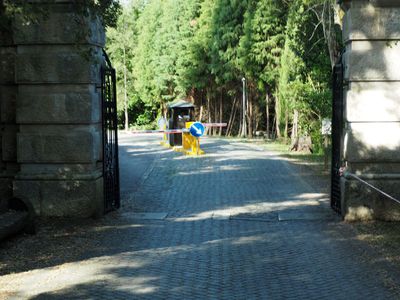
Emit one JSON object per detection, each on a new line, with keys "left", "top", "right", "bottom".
{"left": 116, "top": 276, "right": 160, "bottom": 295}
{"left": 92, "top": 224, "right": 145, "bottom": 232}
{"left": 231, "top": 235, "right": 266, "bottom": 245}
{"left": 0, "top": 255, "right": 153, "bottom": 299}
{"left": 171, "top": 194, "right": 326, "bottom": 222}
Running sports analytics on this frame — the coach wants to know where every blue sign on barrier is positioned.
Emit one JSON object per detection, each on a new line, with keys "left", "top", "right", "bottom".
{"left": 189, "top": 122, "right": 205, "bottom": 137}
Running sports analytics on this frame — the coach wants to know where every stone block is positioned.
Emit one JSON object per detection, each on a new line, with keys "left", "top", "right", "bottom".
{"left": 17, "top": 85, "right": 101, "bottom": 124}
{"left": 345, "top": 82, "right": 400, "bottom": 122}
{"left": 0, "top": 85, "right": 17, "bottom": 123}
{"left": 13, "top": 4, "right": 105, "bottom": 46}
{"left": 344, "top": 122, "right": 400, "bottom": 161}
{"left": 17, "top": 125, "right": 102, "bottom": 163}
{"left": 0, "top": 159, "right": 6, "bottom": 174}
{"left": 2, "top": 125, "right": 17, "bottom": 162}
{"left": 20, "top": 163, "right": 100, "bottom": 178}
{"left": 16, "top": 45, "right": 102, "bottom": 84}
{"left": 13, "top": 177, "right": 103, "bottom": 217}
{"left": 5, "top": 162, "right": 19, "bottom": 175}
{"left": 13, "top": 180, "right": 41, "bottom": 216}
{"left": 349, "top": 162, "right": 400, "bottom": 174}
{"left": 344, "top": 41, "right": 400, "bottom": 81}
{"left": 0, "top": 199, "right": 6, "bottom": 213}
{"left": 0, "top": 178, "right": 13, "bottom": 212}
{"left": 0, "top": 47, "right": 16, "bottom": 84}
{"left": 0, "top": 22, "right": 14, "bottom": 46}
{"left": 341, "top": 177, "right": 400, "bottom": 221}
{"left": 343, "top": 2, "right": 400, "bottom": 41}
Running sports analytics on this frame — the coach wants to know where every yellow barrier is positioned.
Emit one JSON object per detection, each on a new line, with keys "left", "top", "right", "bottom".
{"left": 182, "top": 122, "right": 205, "bottom": 155}
{"left": 159, "top": 122, "right": 205, "bottom": 155}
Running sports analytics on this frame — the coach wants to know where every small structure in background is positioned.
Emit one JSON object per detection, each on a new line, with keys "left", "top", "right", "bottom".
{"left": 166, "top": 100, "right": 195, "bottom": 147}
{"left": 131, "top": 99, "right": 225, "bottom": 156}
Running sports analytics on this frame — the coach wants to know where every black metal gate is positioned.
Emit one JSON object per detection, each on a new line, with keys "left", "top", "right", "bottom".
{"left": 331, "top": 56, "right": 344, "bottom": 214}
{"left": 101, "top": 50, "right": 120, "bottom": 213}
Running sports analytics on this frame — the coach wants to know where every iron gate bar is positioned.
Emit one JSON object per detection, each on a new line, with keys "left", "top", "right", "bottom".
{"left": 101, "top": 49, "right": 120, "bottom": 213}
{"left": 330, "top": 55, "right": 344, "bottom": 214}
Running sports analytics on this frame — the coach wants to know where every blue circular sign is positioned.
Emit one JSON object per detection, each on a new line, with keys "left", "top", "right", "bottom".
{"left": 189, "top": 122, "right": 205, "bottom": 137}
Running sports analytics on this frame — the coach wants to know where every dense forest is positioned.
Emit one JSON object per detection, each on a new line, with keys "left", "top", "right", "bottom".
{"left": 106, "top": 0, "right": 342, "bottom": 153}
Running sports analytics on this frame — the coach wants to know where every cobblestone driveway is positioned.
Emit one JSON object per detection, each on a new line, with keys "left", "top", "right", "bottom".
{"left": 1, "top": 134, "right": 399, "bottom": 299}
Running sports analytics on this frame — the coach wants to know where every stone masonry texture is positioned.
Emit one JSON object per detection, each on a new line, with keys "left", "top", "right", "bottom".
{"left": 11, "top": 1, "right": 105, "bottom": 217}
{"left": 341, "top": 1, "right": 400, "bottom": 220}
{"left": 1, "top": 134, "right": 399, "bottom": 299}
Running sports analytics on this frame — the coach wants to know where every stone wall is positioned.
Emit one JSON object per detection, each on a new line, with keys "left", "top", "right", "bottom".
{"left": 341, "top": 0, "right": 400, "bottom": 220}
{"left": 0, "top": 1, "right": 105, "bottom": 217}
{"left": 0, "top": 20, "right": 18, "bottom": 213}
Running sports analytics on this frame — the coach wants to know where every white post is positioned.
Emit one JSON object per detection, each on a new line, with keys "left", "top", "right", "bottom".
{"left": 242, "top": 77, "right": 247, "bottom": 137}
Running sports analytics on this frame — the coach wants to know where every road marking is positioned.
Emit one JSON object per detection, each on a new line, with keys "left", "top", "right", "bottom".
{"left": 121, "top": 212, "right": 168, "bottom": 220}
{"left": 278, "top": 211, "right": 337, "bottom": 221}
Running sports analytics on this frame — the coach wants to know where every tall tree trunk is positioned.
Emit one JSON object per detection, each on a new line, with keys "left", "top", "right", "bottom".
{"left": 199, "top": 105, "right": 203, "bottom": 122}
{"left": 123, "top": 46, "right": 128, "bottom": 131}
{"left": 247, "top": 93, "right": 253, "bottom": 138}
{"left": 213, "top": 96, "right": 218, "bottom": 136}
{"left": 271, "top": 115, "right": 276, "bottom": 139}
{"left": 206, "top": 91, "right": 211, "bottom": 135}
{"left": 275, "top": 94, "right": 281, "bottom": 138}
{"left": 315, "top": 1, "right": 342, "bottom": 67}
{"left": 266, "top": 93, "right": 270, "bottom": 139}
{"left": 238, "top": 118, "right": 242, "bottom": 138}
{"left": 292, "top": 109, "right": 299, "bottom": 141}
{"left": 219, "top": 90, "right": 223, "bottom": 136}
{"left": 162, "top": 101, "right": 167, "bottom": 120}
{"left": 284, "top": 109, "right": 289, "bottom": 140}
{"left": 255, "top": 104, "right": 260, "bottom": 133}
{"left": 241, "top": 80, "right": 247, "bottom": 137}
{"left": 227, "top": 97, "right": 238, "bottom": 136}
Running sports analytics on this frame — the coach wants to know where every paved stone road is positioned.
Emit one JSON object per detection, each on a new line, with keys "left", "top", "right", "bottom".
{"left": 1, "top": 134, "right": 400, "bottom": 299}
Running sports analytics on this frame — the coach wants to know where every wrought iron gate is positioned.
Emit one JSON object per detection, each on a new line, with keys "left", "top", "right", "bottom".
{"left": 331, "top": 56, "right": 344, "bottom": 214}
{"left": 101, "top": 50, "right": 120, "bottom": 213}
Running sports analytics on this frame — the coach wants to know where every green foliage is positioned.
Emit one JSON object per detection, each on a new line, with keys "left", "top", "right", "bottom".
{"left": 277, "top": 0, "right": 332, "bottom": 144}
{"left": 0, "top": 0, "right": 121, "bottom": 28}
{"left": 106, "top": 2, "right": 160, "bottom": 128}
{"left": 238, "top": 0, "right": 288, "bottom": 91}
{"left": 106, "top": 0, "right": 338, "bottom": 148}
{"left": 132, "top": 0, "right": 202, "bottom": 109}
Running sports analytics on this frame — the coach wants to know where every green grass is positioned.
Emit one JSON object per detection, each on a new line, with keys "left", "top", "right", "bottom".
{"left": 260, "top": 140, "right": 329, "bottom": 165}
{"left": 218, "top": 135, "right": 330, "bottom": 167}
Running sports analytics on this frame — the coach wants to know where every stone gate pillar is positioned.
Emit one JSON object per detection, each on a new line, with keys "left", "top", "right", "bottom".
{"left": 341, "top": 0, "right": 400, "bottom": 220}
{"left": 0, "top": 21, "right": 18, "bottom": 212}
{"left": 12, "top": 2, "right": 105, "bottom": 217}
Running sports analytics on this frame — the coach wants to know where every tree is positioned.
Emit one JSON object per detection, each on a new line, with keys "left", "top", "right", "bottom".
{"left": 277, "top": 0, "right": 332, "bottom": 151}
{"left": 133, "top": 0, "right": 202, "bottom": 121}
{"left": 304, "top": 0, "right": 343, "bottom": 67}
{"left": 0, "top": 0, "right": 121, "bottom": 28}
{"left": 238, "top": 0, "right": 288, "bottom": 137}
{"left": 106, "top": 3, "right": 143, "bottom": 129}
{"left": 110, "top": 0, "right": 337, "bottom": 150}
